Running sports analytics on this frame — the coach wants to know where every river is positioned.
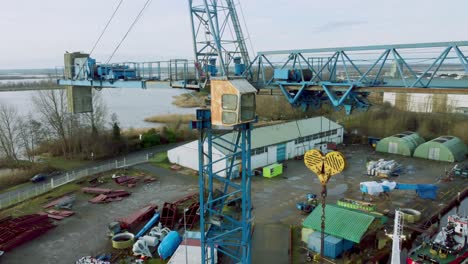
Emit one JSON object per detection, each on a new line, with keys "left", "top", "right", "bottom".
{"left": 0, "top": 86, "right": 196, "bottom": 128}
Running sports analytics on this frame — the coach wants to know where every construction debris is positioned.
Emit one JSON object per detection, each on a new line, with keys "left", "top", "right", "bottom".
{"left": 76, "top": 256, "right": 111, "bottom": 264}
{"left": 87, "top": 190, "right": 131, "bottom": 204}
{"left": 0, "top": 214, "right": 55, "bottom": 251}
{"left": 114, "top": 175, "right": 139, "bottom": 185}
{"left": 160, "top": 202, "right": 178, "bottom": 229}
{"left": 39, "top": 210, "right": 75, "bottom": 221}
{"left": 170, "top": 165, "right": 181, "bottom": 171}
{"left": 82, "top": 187, "right": 112, "bottom": 195}
{"left": 117, "top": 204, "right": 158, "bottom": 230}
{"left": 143, "top": 177, "right": 157, "bottom": 183}
{"left": 43, "top": 195, "right": 75, "bottom": 209}
{"left": 366, "top": 159, "right": 402, "bottom": 177}
{"left": 112, "top": 232, "right": 135, "bottom": 249}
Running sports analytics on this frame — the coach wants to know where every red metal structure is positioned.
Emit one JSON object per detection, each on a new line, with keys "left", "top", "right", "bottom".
{"left": 0, "top": 214, "right": 55, "bottom": 251}
{"left": 160, "top": 202, "right": 178, "bottom": 229}
{"left": 117, "top": 204, "right": 158, "bottom": 230}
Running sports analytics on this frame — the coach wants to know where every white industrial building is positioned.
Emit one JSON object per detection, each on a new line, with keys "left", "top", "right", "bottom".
{"left": 167, "top": 117, "right": 343, "bottom": 177}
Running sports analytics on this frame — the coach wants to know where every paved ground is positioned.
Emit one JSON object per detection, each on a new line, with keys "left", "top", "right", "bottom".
{"left": 1, "top": 144, "right": 465, "bottom": 264}
{"left": 1, "top": 163, "right": 198, "bottom": 264}
{"left": 0, "top": 142, "right": 186, "bottom": 205}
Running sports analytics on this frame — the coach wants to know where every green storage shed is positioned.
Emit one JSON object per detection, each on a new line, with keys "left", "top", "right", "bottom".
{"left": 413, "top": 136, "right": 467, "bottom": 162}
{"left": 375, "top": 131, "right": 425, "bottom": 156}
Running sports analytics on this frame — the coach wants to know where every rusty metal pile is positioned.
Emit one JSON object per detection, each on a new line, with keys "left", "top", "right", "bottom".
{"left": 0, "top": 214, "right": 55, "bottom": 252}
{"left": 82, "top": 187, "right": 131, "bottom": 204}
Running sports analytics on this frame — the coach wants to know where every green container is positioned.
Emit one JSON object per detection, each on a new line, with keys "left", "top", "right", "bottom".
{"left": 263, "top": 163, "right": 283, "bottom": 178}
{"left": 337, "top": 198, "right": 376, "bottom": 212}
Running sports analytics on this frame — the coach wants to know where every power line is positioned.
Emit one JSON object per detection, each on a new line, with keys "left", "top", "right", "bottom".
{"left": 237, "top": 1, "right": 255, "bottom": 56}
{"left": 105, "top": 0, "right": 153, "bottom": 64}
{"left": 90, "top": 0, "right": 125, "bottom": 55}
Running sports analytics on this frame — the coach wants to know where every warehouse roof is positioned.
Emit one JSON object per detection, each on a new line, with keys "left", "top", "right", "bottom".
{"left": 214, "top": 117, "right": 342, "bottom": 155}
{"left": 302, "top": 204, "right": 375, "bottom": 243}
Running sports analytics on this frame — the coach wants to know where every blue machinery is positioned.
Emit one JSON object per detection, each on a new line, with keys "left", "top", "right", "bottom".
{"left": 190, "top": 109, "right": 253, "bottom": 264}
{"left": 246, "top": 41, "right": 468, "bottom": 113}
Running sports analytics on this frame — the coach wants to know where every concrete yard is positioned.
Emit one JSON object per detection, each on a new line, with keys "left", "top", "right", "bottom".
{"left": 1, "top": 145, "right": 465, "bottom": 264}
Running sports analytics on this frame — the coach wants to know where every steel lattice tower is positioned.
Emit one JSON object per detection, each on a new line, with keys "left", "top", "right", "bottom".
{"left": 191, "top": 109, "right": 253, "bottom": 264}
{"left": 188, "top": 0, "right": 251, "bottom": 83}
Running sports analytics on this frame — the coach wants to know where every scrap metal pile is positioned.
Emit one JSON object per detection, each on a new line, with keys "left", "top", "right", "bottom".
{"left": 0, "top": 214, "right": 55, "bottom": 252}
{"left": 366, "top": 159, "right": 402, "bottom": 177}
{"left": 82, "top": 187, "right": 131, "bottom": 204}
{"left": 102, "top": 193, "right": 200, "bottom": 262}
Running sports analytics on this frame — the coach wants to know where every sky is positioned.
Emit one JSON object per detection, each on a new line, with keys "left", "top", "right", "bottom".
{"left": 0, "top": 0, "right": 468, "bottom": 69}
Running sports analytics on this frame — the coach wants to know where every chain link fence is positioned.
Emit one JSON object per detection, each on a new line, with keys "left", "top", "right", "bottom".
{"left": 0, "top": 154, "right": 151, "bottom": 210}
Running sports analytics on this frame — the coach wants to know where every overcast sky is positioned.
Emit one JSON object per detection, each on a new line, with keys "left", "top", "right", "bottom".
{"left": 1, "top": 0, "right": 467, "bottom": 69}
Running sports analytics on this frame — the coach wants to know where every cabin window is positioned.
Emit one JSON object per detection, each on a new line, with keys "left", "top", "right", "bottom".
{"left": 222, "top": 94, "right": 238, "bottom": 110}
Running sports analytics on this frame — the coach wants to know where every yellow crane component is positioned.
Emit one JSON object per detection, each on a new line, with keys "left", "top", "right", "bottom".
{"left": 304, "top": 149, "right": 346, "bottom": 263}
{"left": 304, "top": 149, "right": 346, "bottom": 185}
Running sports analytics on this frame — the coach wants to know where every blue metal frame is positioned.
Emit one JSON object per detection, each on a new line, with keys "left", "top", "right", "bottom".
{"left": 246, "top": 41, "right": 468, "bottom": 114}
{"left": 191, "top": 109, "right": 253, "bottom": 264}
{"left": 189, "top": 0, "right": 251, "bottom": 82}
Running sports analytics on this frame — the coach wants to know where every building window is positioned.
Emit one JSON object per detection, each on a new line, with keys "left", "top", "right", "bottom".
{"left": 251, "top": 147, "right": 267, "bottom": 156}
{"left": 313, "top": 133, "right": 320, "bottom": 140}
{"left": 331, "top": 129, "right": 338, "bottom": 135}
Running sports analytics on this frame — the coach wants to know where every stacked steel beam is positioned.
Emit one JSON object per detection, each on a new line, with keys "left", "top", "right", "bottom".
{"left": 0, "top": 214, "right": 55, "bottom": 251}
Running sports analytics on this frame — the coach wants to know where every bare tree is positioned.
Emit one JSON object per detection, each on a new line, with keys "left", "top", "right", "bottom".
{"left": 18, "top": 114, "right": 45, "bottom": 162}
{"left": 33, "top": 89, "right": 70, "bottom": 156}
{"left": 0, "top": 103, "right": 20, "bottom": 162}
{"left": 83, "top": 91, "right": 108, "bottom": 136}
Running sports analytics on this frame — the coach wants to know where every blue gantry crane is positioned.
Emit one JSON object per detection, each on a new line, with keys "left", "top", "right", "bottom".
{"left": 55, "top": 1, "right": 468, "bottom": 263}
{"left": 245, "top": 41, "right": 468, "bottom": 113}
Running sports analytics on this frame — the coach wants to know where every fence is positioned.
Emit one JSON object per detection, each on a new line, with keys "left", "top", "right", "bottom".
{"left": 0, "top": 154, "right": 151, "bottom": 210}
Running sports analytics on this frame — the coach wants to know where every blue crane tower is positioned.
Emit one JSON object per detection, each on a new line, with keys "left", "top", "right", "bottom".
{"left": 59, "top": 1, "right": 256, "bottom": 263}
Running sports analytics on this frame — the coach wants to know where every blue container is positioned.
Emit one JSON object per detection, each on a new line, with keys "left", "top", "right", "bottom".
{"left": 343, "top": 239, "right": 355, "bottom": 251}
{"left": 307, "top": 232, "right": 344, "bottom": 259}
{"left": 157, "top": 231, "right": 182, "bottom": 260}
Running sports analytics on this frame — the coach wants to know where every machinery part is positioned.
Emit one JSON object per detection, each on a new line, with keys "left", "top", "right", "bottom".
{"left": 132, "top": 240, "right": 152, "bottom": 258}
{"left": 296, "top": 202, "right": 314, "bottom": 214}
{"left": 107, "top": 221, "right": 121, "bottom": 237}
{"left": 304, "top": 149, "right": 346, "bottom": 262}
{"left": 140, "top": 235, "right": 159, "bottom": 247}
{"left": 296, "top": 193, "right": 318, "bottom": 214}
{"left": 148, "top": 223, "right": 171, "bottom": 242}
{"left": 111, "top": 233, "right": 135, "bottom": 249}
{"left": 157, "top": 231, "right": 182, "bottom": 260}
{"left": 304, "top": 150, "right": 346, "bottom": 185}
{"left": 399, "top": 208, "right": 421, "bottom": 223}
{"left": 391, "top": 210, "right": 403, "bottom": 264}
{"left": 135, "top": 212, "right": 160, "bottom": 239}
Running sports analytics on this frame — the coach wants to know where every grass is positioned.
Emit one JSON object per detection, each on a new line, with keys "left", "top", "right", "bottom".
{"left": 0, "top": 163, "right": 56, "bottom": 192}
{"left": 150, "top": 152, "right": 172, "bottom": 169}
{"left": 0, "top": 182, "right": 82, "bottom": 218}
{"left": 144, "top": 114, "right": 196, "bottom": 124}
{"left": 0, "top": 181, "right": 31, "bottom": 195}
{"left": 172, "top": 92, "right": 207, "bottom": 108}
{"left": 43, "top": 156, "right": 92, "bottom": 170}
